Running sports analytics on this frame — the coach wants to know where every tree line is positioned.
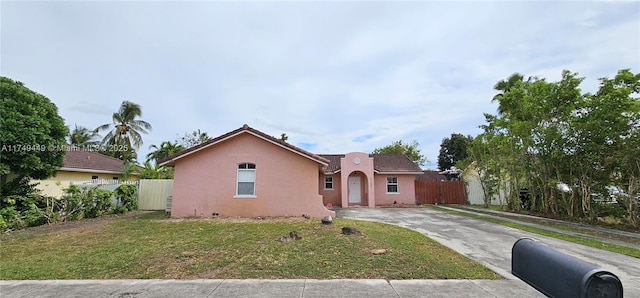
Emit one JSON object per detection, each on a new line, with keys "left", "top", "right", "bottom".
{"left": 465, "top": 69, "right": 639, "bottom": 227}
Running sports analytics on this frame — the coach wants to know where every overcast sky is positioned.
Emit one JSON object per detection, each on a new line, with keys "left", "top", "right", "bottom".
{"left": 2, "top": 1, "right": 638, "bottom": 169}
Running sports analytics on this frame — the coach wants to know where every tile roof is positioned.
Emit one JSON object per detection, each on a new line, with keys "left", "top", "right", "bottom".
{"left": 371, "top": 154, "right": 423, "bottom": 173}
{"left": 61, "top": 146, "right": 127, "bottom": 173}
{"left": 318, "top": 154, "right": 345, "bottom": 173}
{"left": 160, "top": 124, "right": 330, "bottom": 166}
{"left": 416, "top": 170, "right": 447, "bottom": 181}
{"left": 318, "top": 153, "right": 423, "bottom": 174}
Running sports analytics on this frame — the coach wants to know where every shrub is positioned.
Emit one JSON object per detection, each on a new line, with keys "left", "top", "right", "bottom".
{"left": 111, "top": 205, "right": 127, "bottom": 214}
{"left": 0, "top": 206, "right": 24, "bottom": 231}
{"left": 114, "top": 184, "right": 138, "bottom": 211}
{"left": 59, "top": 185, "right": 85, "bottom": 221}
{"left": 86, "top": 188, "right": 113, "bottom": 218}
{"left": 23, "top": 204, "right": 48, "bottom": 227}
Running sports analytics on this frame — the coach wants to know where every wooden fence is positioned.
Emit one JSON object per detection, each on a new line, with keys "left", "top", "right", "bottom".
{"left": 415, "top": 180, "right": 467, "bottom": 204}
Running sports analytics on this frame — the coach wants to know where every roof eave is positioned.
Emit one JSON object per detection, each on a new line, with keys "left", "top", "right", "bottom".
{"left": 374, "top": 170, "right": 425, "bottom": 175}
{"left": 159, "top": 128, "right": 329, "bottom": 167}
{"left": 59, "top": 167, "right": 124, "bottom": 175}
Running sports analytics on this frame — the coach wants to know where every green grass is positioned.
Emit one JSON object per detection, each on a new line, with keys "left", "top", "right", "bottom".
{"left": 0, "top": 212, "right": 499, "bottom": 280}
{"left": 426, "top": 205, "right": 640, "bottom": 258}
{"left": 465, "top": 205, "right": 640, "bottom": 246}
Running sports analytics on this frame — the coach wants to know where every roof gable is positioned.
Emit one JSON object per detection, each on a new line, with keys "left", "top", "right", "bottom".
{"left": 160, "top": 124, "right": 330, "bottom": 166}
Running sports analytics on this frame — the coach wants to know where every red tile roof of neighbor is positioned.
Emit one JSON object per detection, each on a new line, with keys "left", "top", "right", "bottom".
{"left": 159, "top": 124, "right": 330, "bottom": 166}
{"left": 61, "top": 146, "right": 128, "bottom": 173}
{"left": 318, "top": 154, "right": 423, "bottom": 174}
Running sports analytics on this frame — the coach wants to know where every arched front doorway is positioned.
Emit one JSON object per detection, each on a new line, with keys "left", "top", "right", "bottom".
{"left": 347, "top": 171, "right": 368, "bottom": 206}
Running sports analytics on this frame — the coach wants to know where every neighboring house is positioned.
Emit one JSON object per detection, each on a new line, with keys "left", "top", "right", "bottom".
{"left": 319, "top": 153, "right": 423, "bottom": 208}
{"left": 460, "top": 162, "right": 508, "bottom": 205}
{"left": 416, "top": 170, "right": 447, "bottom": 181}
{"left": 34, "top": 146, "right": 137, "bottom": 198}
{"left": 160, "top": 124, "right": 423, "bottom": 219}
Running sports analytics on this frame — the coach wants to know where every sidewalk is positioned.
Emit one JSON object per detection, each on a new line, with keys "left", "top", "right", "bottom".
{"left": 442, "top": 205, "right": 640, "bottom": 250}
{"left": 0, "top": 279, "right": 543, "bottom": 298}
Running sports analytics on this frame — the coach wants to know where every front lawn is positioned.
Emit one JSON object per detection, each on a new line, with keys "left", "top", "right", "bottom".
{"left": 0, "top": 212, "right": 499, "bottom": 280}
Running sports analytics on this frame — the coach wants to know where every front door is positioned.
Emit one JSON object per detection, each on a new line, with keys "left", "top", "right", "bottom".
{"left": 348, "top": 176, "right": 361, "bottom": 204}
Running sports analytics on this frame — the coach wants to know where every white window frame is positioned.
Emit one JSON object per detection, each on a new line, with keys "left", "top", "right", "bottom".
{"left": 324, "top": 176, "right": 334, "bottom": 190}
{"left": 386, "top": 176, "right": 399, "bottom": 194}
{"left": 235, "top": 163, "right": 256, "bottom": 198}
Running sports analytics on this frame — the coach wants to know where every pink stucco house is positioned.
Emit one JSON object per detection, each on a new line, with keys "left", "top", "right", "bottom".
{"left": 318, "top": 153, "right": 423, "bottom": 208}
{"left": 160, "top": 125, "right": 423, "bottom": 218}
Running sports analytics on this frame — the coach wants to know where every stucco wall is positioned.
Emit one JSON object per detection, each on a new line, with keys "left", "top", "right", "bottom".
{"left": 319, "top": 174, "right": 342, "bottom": 207}
{"left": 171, "top": 133, "right": 335, "bottom": 218}
{"left": 374, "top": 174, "right": 416, "bottom": 206}
{"left": 462, "top": 169, "right": 508, "bottom": 206}
{"left": 340, "top": 153, "right": 375, "bottom": 207}
{"left": 33, "top": 170, "right": 132, "bottom": 198}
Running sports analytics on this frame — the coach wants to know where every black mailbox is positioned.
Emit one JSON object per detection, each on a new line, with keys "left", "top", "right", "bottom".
{"left": 512, "top": 238, "right": 623, "bottom": 298}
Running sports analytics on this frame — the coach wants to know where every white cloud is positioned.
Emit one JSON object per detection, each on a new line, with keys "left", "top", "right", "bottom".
{"left": 1, "top": 1, "right": 638, "bottom": 168}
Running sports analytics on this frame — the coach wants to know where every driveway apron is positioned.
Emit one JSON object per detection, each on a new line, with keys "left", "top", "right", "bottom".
{"left": 336, "top": 207, "right": 640, "bottom": 296}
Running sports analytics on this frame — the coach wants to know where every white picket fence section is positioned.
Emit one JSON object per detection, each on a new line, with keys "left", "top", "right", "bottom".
{"left": 70, "top": 179, "right": 139, "bottom": 205}
{"left": 138, "top": 179, "right": 174, "bottom": 210}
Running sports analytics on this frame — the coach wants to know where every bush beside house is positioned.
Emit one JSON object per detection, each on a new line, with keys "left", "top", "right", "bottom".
{"left": 0, "top": 184, "right": 138, "bottom": 232}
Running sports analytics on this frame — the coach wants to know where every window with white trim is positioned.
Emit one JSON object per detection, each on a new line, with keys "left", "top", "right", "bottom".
{"left": 386, "top": 176, "right": 398, "bottom": 193}
{"left": 324, "top": 176, "right": 333, "bottom": 190}
{"left": 237, "top": 163, "right": 256, "bottom": 196}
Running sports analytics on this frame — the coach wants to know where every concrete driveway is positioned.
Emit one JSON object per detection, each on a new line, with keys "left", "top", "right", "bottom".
{"left": 337, "top": 207, "right": 640, "bottom": 296}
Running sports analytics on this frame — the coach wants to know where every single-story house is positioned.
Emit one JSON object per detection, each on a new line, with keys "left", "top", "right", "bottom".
{"left": 160, "top": 124, "right": 423, "bottom": 219}
{"left": 318, "top": 153, "right": 423, "bottom": 208}
{"left": 34, "top": 146, "right": 138, "bottom": 198}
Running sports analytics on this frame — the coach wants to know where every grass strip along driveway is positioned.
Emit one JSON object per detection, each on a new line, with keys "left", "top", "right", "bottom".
{"left": 0, "top": 212, "right": 498, "bottom": 280}
{"left": 425, "top": 205, "right": 640, "bottom": 259}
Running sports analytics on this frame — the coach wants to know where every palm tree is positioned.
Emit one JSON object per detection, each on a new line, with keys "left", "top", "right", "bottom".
{"left": 146, "top": 141, "right": 185, "bottom": 164}
{"left": 68, "top": 124, "right": 100, "bottom": 147}
{"left": 95, "top": 101, "right": 152, "bottom": 160}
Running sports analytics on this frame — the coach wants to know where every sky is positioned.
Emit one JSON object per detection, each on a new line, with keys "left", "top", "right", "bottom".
{"left": 2, "top": 1, "right": 639, "bottom": 169}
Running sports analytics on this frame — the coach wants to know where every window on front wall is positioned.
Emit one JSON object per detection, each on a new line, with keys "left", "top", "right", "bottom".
{"left": 237, "top": 163, "right": 256, "bottom": 196}
{"left": 387, "top": 176, "right": 398, "bottom": 193}
{"left": 324, "top": 176, "right": 333, "bottom": 189}
{"left": 91, "top": 175, "right": 99, "bottom": 180}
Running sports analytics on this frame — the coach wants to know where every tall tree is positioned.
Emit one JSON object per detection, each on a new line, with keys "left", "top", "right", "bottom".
{"left": 1, "top": 77, "right": 68, "bottom": 196}
{"left": 95, "top": 100, "right": 152, "bottom": 161}
{"left": 178, "top": 129, "right": 210, "bottom": 148}
{"left": 68, "top": 124, "right": 100, "bottom": 147}
{"left": 470, "top": 69, "right": 640, "bottom": 226}
{"left": 146, "top": 141, "right": 185, "bottom": 164}
{"left": 372, "top": 140, "right": 426, "bottom": 166}
{"left": 437, "top": 133, "right": 473, "bottom": 171}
